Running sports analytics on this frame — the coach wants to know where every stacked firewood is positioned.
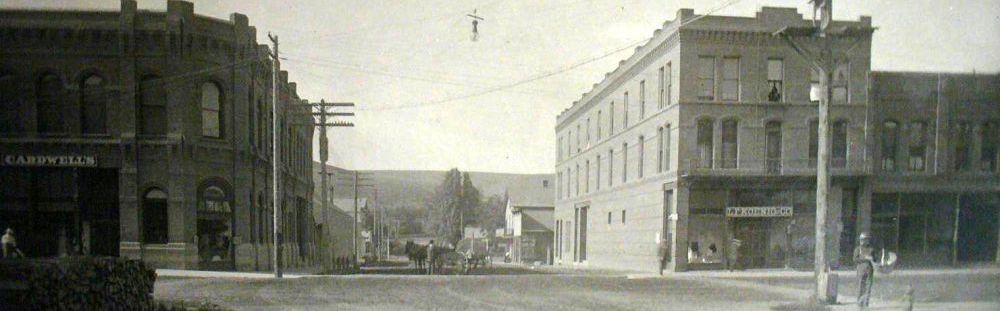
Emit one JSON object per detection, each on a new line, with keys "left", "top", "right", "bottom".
{"left": 0, "top": 257, "right": 156, "bottom": 310}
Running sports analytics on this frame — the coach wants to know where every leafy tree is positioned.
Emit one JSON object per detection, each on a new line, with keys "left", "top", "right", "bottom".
{"left": 424, "top": 169, "right": 484, "bottom": 245}
{"left": 479, "top": 193, "right": 507, "bottom": 238}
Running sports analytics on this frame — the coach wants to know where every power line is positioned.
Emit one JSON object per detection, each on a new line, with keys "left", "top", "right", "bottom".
{"left": 351, "top": 0, "right": 744, "bottom": 112}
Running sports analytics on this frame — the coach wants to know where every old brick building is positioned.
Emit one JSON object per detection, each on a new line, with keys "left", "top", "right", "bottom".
{"left": 554, "top": 7, "right": 998, "bottom": 273}
{"left": 0, "top": 0, "right": 317, "bottom": 271}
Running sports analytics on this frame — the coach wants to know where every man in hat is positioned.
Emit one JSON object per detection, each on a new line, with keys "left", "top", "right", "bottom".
{"left": 853, "top": 232, "right": 876, "bottom": 308}
{"left": 426, "top": 240, "right": 436, "bottom": 275}
{"left": 2, "top": 228, "right": 24, "bottom": 258}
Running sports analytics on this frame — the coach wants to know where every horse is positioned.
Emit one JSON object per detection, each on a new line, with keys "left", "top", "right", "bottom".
{"left": 406, "top": 242, "right": 427, "bottom": 271}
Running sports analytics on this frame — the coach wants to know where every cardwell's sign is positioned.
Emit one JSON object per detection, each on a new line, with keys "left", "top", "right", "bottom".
{"left": 2, "top": 155, "right": 97, "bottom": 167}
{"left": 726, "top": 206, "right": 793, "bottom": 218}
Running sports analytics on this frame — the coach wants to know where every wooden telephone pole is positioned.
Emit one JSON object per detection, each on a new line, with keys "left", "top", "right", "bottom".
{"left": 291, "top": 100, "right": 355, "bottom": 272}
{"left": 774, "top": 0, "right": 873, "bottom": 303}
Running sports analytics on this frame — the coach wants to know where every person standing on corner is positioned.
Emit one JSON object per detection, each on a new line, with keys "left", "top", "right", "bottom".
{"left": 426, "top": 240, "right": 436, "bottom": 275}
{"left": 2, "top": 228, "right": 24, "bottom": 258}
{"left": 727, "top": 234, "right": 741, "bottom": 272}
{"left": 657, "top": 238, "right": 669, "bottom": 275}
{"left": 853, "top": 232, "right": 876, "bottom": 309}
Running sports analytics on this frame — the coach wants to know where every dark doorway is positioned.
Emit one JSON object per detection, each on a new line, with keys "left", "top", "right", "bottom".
{"left": 733, "top": 219, "right": 770, "bottom": 269}
{"left": 957, "top": 193, "right": 999, "bottom": 262}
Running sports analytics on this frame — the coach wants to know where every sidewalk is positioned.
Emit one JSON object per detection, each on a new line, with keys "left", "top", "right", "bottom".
{"left": 632, "top": 267, "right": 999, "bottom": 311}
{"left": 156, "top": 267, "right": 321, "bottom": 279}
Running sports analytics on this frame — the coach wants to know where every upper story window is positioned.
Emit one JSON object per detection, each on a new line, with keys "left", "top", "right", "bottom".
{"left": 639, "top": 80, "right": 646, "bottom": 119}
{"left": 954, "top": 121, "right": 972, "bottom": 171}
{"left": 623, "top": 91, "right": 629, "bottom": 129}
{"left": 698, "top": 57, "right": 716, "bottom": 100}
{"left": 200, "top": 82, "right": 222, "bottom": 137}
{"left": 585, "top": 118, "right": 591, "bottom": 147}
{"left": 609, "top": 101, "right": 615, "bottom": 136}
{"left": 81, "top": 75, "right": 106, "bottom": 134}
{"left": 0, "top": 74, "right": 20, "bottom": 134}
{"left": 585, "top": 159, "right": 590, "bottom": 193}
{"left": 881, "top": 121, "right": 899, "bottom": 171}
{"left": 833, "top": 120, "right": 848, "bottom": 168}
{"left": 982, "top": 121, "right": 999, "bottom": 172}
{"left": 721, "top": 57, "right": 740, "bottom": 101}
{"left": 720, "top": 119, "right": 739, "bottom": 168}
{"left": 596, "top": 110, "right": 602, "bottom": 140}
{"left": 596, "top": 154, "right": 602, "bottom": 190}
{"left": 697, "top": 118, "right": 714, "bottom": 168}
{"left": 810, "top": 68, "right": 821, "bottom": 103}
{"left": 765, "top": 121, "right": 782, "bottom": 173}
{"left": 139, "top": 76, "right": 167, "bottom": 136}
{"left": 556, "top": 172, "right": 562, "bottom": 199}
{"left": 661, "top": 124, "right": 671, "bottom": 172}
{"left": 637, "top": 135, "right": 645, "bottom": 178}
{"left": 622, "top": 142, "right": 629, "bottom": 182}
{"left": 767, "top": 59, "right": 783, "bottom": 102}
{"left": 608, "top": 149, "right": 614, "bottom": 187}
{"left": 576, "top": 124, "right": 581, "bottom": 152}
{"left": 907, "top": 121, "right": 928, "bottom": 172}
{"left": 659, "top": 63, "right": 672, "bottom": 109}
{"left": 832, "top": 63, "right": 849, "bottom": 103}
{"left": 37, "top": 73, "right": 64, "bottom": 134}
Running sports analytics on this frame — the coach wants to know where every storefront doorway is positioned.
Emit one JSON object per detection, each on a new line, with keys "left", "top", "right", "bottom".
{"left": 732, "top": 219, "right": 769, "bottom": 269}
{"left": 197, "top": 181, "right": 234, "bottom": 270}
{"left": 0, "top": 167, "right": 119, "bottom": 258}
{"left": 957, "top": 193, "right": 999, "bottom": 262}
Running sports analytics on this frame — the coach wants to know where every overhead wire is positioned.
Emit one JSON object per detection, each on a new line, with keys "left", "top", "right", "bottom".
{"left": 353, "top": 0, "right": 744, "bottom": 111}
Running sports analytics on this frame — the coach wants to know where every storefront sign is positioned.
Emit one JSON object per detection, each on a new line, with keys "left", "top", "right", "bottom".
{"left": 2, "top": 155, "right": 97, "bottom": 167}
{"left": 726, "top": 206, "right": 793, "bottom": 217}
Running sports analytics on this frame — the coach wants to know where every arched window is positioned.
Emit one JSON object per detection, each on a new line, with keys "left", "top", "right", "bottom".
{"left": 201, "top": 82, "right": 222, "bottom": 138}
{"left": 832, "top": 120, "right": 848, "bottom": 168}
{"left": 0, "top": 74, "right": 19, "bottom": 133}
{"left": 142, "top": 188, "right": 169, "bottom": 244}
{"left": 765, "top": 121, "right": 782, "bottom": 173}
{"left": 139, "top": 76, "right": 167, "bottom": 136}
{"left": 81, "top": 75, "right": 106, "bottom": 134}
{"left": 36, "top": 73, "right": 63, "bottom": 134}
{"left": 720, "top": 119, "right": 739, "bottom": 168}
{"left": 697, "top": 118, "right": 714, "bottom": 168}
{"left": 907, "top": 121, "right": 927, "bottom": 171}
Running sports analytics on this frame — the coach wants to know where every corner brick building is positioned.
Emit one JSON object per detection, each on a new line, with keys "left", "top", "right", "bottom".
{"left": 553, "top": 7, "right": 998, "bottom": 273}
{"left": 0, "top": 0, "right": 318, "bottom": 271}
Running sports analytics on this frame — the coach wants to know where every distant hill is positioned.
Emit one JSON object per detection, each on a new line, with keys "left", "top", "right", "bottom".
{"left": 313, "top": 162, "right": 554, "bottom": 211}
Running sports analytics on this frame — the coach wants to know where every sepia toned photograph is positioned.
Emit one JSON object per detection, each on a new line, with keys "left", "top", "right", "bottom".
{"left": 0, "top": 0, "right": 997, "bottom": 310}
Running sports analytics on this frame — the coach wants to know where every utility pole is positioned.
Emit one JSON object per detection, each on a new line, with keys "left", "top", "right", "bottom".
{"left": 338, "top": 172, "right": 372, "bottom": 268}
{"left": 267, "top": 32, "right": 282, "bottom": 279}
{"left": 775, "top": 0, "right": 873, "bottom": 303}
{"left": 290, "top": 100, "right": 355, "bottom": 272}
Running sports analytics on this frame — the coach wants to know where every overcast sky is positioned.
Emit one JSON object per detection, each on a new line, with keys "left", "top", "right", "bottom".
{"left": 6, "top": 0, "right": 999, "bottom": 174}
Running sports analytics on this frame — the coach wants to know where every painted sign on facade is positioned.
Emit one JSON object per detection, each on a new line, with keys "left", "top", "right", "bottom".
{"left": 2, "top": 155, "right": 97, "bottom": 167}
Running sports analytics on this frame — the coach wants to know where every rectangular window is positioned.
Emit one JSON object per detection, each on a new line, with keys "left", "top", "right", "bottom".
{"left": 639, "top": 80, "right": 646, "bottom": 119}
{"left": 575, "top": 164, "right": 580, "bottom": 195}
{"left": 665, "top": 63, "right": 672, "bottom": 107}
{"left": 697, "top": 119, "right": 714, "bottom": 168}
{"left": 698, "top": 57, "right": 715, "bottom": 100}
{"left": 810, "top": 68, "right": 821, "bottom": 103}
{"left": 908, "top": 122, "right": 927, "bottom": 171}
{"left": 556, "top": 172, "right": 562, "bottom": 199}
{"left": 657, "top": 128, "right": 664, "bottom": 173}
{"left": 721, "top": 57, "right": 740, "bottom": 101}
{"left": 622, "top": 143, "right": 628, "bottom": 182}
{"left": 658, "top": 66, "right": 665, "bottom": 109}
{"left": 767, "top": 59, "right": 783, "bottom": 102}
{"left": 833, "top": 62, "right": 849, "bottom": 103}
{"left": 664, "top": 124, "right": 671, "bottom": 171}
{"left": 833, "top": 121, "right": 848, "bottom": 168}
{"left": 596, "top": 110, "right": 602, "bottom": 140}
{"left": 608, "top": 212, "right": 612, "bottom": 225}
{"left": 566, "top": 168, "right": 571, "bottom": 198}
{"left": 721, "top": 119, "right": 739, "bottom": 168}
{"left": 610, "top": 102, "right": 615, "bottom": 136}
{"left": 809, "top": 120, "right": 819, "bottom": 167}
{"left": 954, "top": 122, "right": 971, "bottom": 171}
{"left": 586, "top": 118, "right": 591, "bottom": 147}
{"left": 576, "top": 124, "right": 582, "bottom": 153}
{"left": 608, "top": 149, "right": 614, "bottom": 187}
{"left": 557, "top": 136, "right": 563, "bottom": 161}
{"left": 638, "top": 136, "right": 645, "bottom": 178}
{"left": 623, "top": 92, "right": 629, "bottom": 129}
{"left": 585, "top": 160, "right": 590, "bottom": 193}
{"left": 621, "top": 210, "right": 626, "bottom": 224}
{"left": 596, "top": 155, "right": 602, "bottom": 190}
